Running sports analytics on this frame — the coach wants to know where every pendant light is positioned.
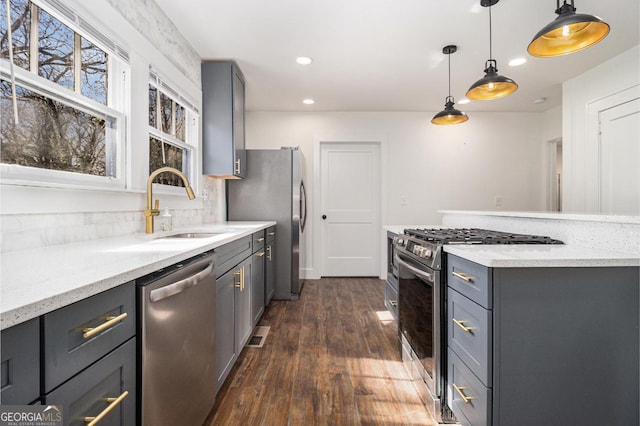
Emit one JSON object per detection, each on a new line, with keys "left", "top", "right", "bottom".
{"left": 528, "top": 1, "right": 610, "bottom": 57}
{"left": 466, "top": 0, "right": 518, "bottom": 101}
{"left": 432, "top": 45, "right": 468, "bottom": 125}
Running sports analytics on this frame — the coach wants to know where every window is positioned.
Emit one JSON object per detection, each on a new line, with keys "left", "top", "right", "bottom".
{"left": 148, "top": 72, "right": 198, "bottom": 189}
{"left": 0, "top": 0, "right": 127, "bottom": 188}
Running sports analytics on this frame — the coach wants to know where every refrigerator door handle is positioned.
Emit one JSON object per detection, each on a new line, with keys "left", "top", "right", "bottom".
{"left": 300, "top": 180, "right": 307, "bottom": 232}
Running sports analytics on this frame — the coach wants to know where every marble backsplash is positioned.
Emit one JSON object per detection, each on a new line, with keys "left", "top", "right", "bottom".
{"left": 1, "top": 179, "right": 225, "bottom": 253}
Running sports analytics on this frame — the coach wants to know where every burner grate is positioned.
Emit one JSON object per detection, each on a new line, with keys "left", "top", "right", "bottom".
{"left": 404, "top": 228, "right": 563, "bottom": 245}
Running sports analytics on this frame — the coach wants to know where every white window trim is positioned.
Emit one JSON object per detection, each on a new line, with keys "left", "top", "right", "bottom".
{"left": 0, "top": 60, "right": 128, "bottom": 189}
{"left": 148, "top": 74, "right": 200, "bottom": 197}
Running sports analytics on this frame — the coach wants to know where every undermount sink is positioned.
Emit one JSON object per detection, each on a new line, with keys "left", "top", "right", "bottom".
{"left": 156, "top": 232, "right": 224, "bottom": 239}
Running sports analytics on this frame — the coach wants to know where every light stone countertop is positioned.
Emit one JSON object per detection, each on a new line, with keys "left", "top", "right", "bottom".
{"left": 1, "top": 221, "right": 275, "bottom": 330}
{"left": 443, "top": 244, "right": 640, "bottom": 268}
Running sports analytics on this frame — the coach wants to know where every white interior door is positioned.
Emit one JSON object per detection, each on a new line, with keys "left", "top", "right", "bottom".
{"left": 320, "top": 142, "right": 380, "bottom": 276}
{"left": 599, "top": 98, "right": 640, "bottom": 214}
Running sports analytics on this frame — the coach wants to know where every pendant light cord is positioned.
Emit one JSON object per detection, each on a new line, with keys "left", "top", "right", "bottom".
{"left": 488, "top": 4, "right": 493, "bottom": 60}
{"left": 448, "top": 51, "right": 451, "bottom": 97}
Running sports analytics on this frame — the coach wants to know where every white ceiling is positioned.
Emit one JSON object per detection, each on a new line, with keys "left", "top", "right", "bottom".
{"left": 154, "top": 0, "right": 639, "bottom": 113}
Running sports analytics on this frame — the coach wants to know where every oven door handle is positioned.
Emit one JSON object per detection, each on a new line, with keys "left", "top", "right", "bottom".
{"left": 395, "top": 254, "right": 434, "bottom": 283}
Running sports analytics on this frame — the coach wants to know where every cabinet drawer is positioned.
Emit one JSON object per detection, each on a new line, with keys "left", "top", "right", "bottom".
{"left": 1, "top": 318, "right": 40, "bottom": 404}
{"left": 448, "top": 289, "right": 492, "bottom": 386}
{"left": 448, "top": 349, "right": 492, "bottom": 426}
{"left": 216, "top": 236, "right": 252, "bottom": 278}
{"left": 44, "top": 338, "right": 136, "bottom": 426}
{"left": 43, "top": 283, "right": 135, "bottom": 392}
{"left": 253, "top": 230, "right": 266, "bottom": 252}
{"left": 266, "top": 226, "right": 276, "bottom": 242}
{"left": 448, "top": 255, "right": 492, "bottom": 309}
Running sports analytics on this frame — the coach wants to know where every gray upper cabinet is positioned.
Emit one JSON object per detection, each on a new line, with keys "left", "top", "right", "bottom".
{"left": 202, "top": 61, "right": 246, "bottom": 178}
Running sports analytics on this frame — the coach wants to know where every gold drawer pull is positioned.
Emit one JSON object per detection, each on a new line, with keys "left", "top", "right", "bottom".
{"left": 257, "top": 251, "right": 265, "bottom": 257}
{"left": 257, "top": 237, "right": 265, "bottom": 242}
{"left": 452, "top": 271, "right": 474, "bottom": 283}
{"left": 267, "top": 246, "right": 272, "bottom": 261}
{"left": 268, "top": 232, "right": 275, "bottom": 236}
{"left": 84, "top": 390, "right": 129, "bottom": 425}
{"left": 453, "top": 384, "right": 474, "bottom": 404}
{"left": 389, "top": 300, "right": 398, "bottom": 307}
{"left": 453, "top": 318, "right": 474, "bottom": 333}
{"left": 234, "top": 269, "right": 242, "bottom": 288}
{"left": 82, "top": 313, "right": 128, "bottom": 339}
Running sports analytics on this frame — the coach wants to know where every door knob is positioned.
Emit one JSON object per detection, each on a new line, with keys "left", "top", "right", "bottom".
{"left": 322, "top": 215, "right": 327, "bottom": 220}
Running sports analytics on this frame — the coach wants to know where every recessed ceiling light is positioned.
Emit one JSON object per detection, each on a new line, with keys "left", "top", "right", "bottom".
{"left": 508, "top": 57, "right": 527, "bottom": 67}
{"left": 302, "top": 99, "right": 315, "bottom": 105}
{"left": 457, "top": 98, "right": 471, "bottom": 105}
{"left": 296, "top": 56, "right": 313, "bottom": 65}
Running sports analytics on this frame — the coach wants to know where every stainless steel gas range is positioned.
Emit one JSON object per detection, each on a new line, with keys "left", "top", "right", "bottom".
{"left": 392, "top": 228, "right": 563, "bottom": 423}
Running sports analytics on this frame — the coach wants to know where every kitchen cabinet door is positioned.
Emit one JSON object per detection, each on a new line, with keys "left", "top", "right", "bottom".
{"left": 202, "top": 61, "right": 246, "bottom": 178}
{"left": 1, "top": 318, "right": 40, "bottom": 404}
{"left": 215, "top": 268, "right": 237, "bottom": 393}
{"left": 235, "top": 258, "right": 252, "bottom": 352}
{"left": 251, "top": 248, "right": 265, "bottom": 327}
{"left": 265, "top": 239, "right": 276, "bottom": 305}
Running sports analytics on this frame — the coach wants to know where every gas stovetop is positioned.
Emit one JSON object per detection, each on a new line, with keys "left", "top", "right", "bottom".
{"left": 403, "top": 228, "right": 564, "bottom": 245}
{"left": 394, "top": 228, "right": 563, "bottom": 270}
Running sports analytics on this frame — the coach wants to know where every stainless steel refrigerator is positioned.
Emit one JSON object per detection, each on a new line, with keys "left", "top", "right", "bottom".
{"left": 227, "top": 147, "right": 307, "bottom": 300}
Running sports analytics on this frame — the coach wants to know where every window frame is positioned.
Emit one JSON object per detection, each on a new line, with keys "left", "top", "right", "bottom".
{"left": 0, "top": 0, "right": 129, "bottom": 190}
{"left": 147, "top": 73, "right": 199, "bottom": 196}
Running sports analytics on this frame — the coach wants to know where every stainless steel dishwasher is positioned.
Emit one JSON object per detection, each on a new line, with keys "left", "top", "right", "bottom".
{"left": 138, "top": 251, "right": 216, "bottom": 426}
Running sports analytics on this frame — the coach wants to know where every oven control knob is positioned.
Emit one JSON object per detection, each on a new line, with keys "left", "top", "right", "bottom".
{"left": 423, "top": 249, "right": 432, "bottom": 259}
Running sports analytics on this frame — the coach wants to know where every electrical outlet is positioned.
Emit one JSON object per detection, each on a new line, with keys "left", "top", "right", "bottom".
{"left": 494, "top": 196, "right": 503, "bottom": 207}
{"left": 202, "top": 189, "right": 209, "bottom": 201}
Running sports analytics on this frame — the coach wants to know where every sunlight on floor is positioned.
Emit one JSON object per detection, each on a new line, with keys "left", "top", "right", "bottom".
{"left": 375, "top": 310, "right": 394, "bottom": 324}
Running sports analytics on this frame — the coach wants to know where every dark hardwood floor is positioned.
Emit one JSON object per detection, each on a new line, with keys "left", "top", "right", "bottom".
{"left": 206, "top": 278, "right": 435, "bottom": 425}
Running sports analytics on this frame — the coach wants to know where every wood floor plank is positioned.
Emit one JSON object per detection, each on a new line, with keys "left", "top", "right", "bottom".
{"left": 205, "top": 278, "right": 436, "bottom": 425}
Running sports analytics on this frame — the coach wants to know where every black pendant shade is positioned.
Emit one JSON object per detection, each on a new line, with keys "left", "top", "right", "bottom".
{"left": 432, "top": 45, "right": 468, "bottom": 126}
{"left": 431, "top": 96, "right": 469, "bottom": 125}
{"left": 466, "top": 59, "right": 518, "bottom": 100}
{"left": 466, "top": 0, "right": 518, "bottom": 101}
{"left": 528, "top": 1, "right": 610, "bottom": 57}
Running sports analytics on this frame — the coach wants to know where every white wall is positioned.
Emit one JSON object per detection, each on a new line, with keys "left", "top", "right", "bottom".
{"left": 246, "top": 111, "right": 547, "bottom": 276}
{"left": 0, "top": 0, "right": 226, "bottom": 252}
{"left": 562, "top": 45, "right": 640, "bottom": 213}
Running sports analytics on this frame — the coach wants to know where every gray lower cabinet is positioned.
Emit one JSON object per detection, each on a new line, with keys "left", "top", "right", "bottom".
{"left": 214, "top": 235, "right": 254, "bottom": 393}
{"left": 251, "top": 242, "right": 266, "bottom": 327}
{"left": 385, "top": 231, "right": 399, "bottom": 322}
{"left": 215, "top": 266, "right": 237, "bottom": 393}
{"left": 43, "top": 339, "right": 135, "bottom": 426}
{"left": 265, "top": 226, "right": 276, "bottom": 305}
{"left": 1, "top": 318, "right": 40, "bottom": 404}
{"left": 446, "top": 255, "right": 639, "bottom": 426}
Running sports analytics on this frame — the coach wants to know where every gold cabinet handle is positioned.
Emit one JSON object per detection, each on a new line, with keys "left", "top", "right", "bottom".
{"left": 235, "top": 158, "right": 241, "bottom": 174}
{"left": 452, "top": 318, "right": 474, "bottom": 333}
{"left": 241, "top": 267, "right": 245, "bottom": 291}
{"left": 82, "top": 313, "right": 128, "bottom": 339}
{"left": 389, "top": 300, "right": 398, "bottom": 307}
{"left": 268, "top": 231, "right": 275, "bottom": 236}
{"left": 453, "top": 384, "right": 474, "bottom": 404}
{"left": 452, "top": 271, "right": 474, "bottom": 283}
{"left": 267, "top": 246, "right": 272, "bottom": 261}
{"left": 84, "top": 390, "right": 129, "bottom": 425}
{"left": 234, "top": 269, "right": 242, "bottom": 288}
{"left": 257, "top": 237, "right": 265, "bottom": 242}
{"left": 256, "top": 251, "right": 265, "bottom": 257}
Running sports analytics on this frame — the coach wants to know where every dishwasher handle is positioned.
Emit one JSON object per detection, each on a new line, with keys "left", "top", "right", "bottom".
{"left": 149, "top": 262, "right": 214, "bottom": 303}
